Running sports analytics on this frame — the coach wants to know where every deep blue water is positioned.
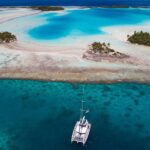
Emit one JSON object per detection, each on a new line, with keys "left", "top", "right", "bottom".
{"left": 28, "top": 8, "right": 150, "bottom": 40}
{"left": 0, "top": 0, "right": 150, "bottom": 6}
{"left": 0, "top": 80, "right": 150, "bottom": 150}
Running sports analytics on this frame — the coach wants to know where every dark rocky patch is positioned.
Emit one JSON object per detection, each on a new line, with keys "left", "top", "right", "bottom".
{"left": 88, "top": 96, "right": 92, "bottom": 100}
{"left": 135, "top": 123, "right": 145, "bottom": 131}
{"left": 102, "top": 85, "right": 112, "bottom": 92}
{"left": 124, "top": 112, "right": 130, "bottom": 118}
{"left": 30, "top": 99, "right": 47, "bottom": 109}
{"left": 21, "top": 93, "right": 29, "bottom": 108}
{"left": 71, "top": 83, "right": 79, "bottom": 90}
{"left": 127, "top": 107, "right": 133, "bottom": 112}
{"left": 139, "top": 91, "right": 145, "bottom": 96}
{"left": 103, "top": 101, "right": 111, "bottom": 106}
{"left": 131, "top": 85, "right": 139, "bottom": 90}
{"left": 58, "top": 106, "right": 74, "bottom": 118}
{"left": 99, "top": 111, "right": 110, "bottom": 123}
{"left": 134, "top": 99, "right": 139, "bottom": 106}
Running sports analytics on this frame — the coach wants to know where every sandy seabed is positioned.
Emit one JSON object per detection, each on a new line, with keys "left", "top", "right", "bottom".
{"left": 0, "top": 7, "right": 150, "bottom": 83}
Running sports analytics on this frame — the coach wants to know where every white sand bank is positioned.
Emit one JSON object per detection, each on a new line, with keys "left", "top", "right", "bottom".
{"left": 0, "top": 8, "right": 40, "bottom": 24}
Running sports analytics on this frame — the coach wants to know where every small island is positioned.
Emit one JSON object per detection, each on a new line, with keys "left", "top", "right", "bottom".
{"left": 100, "top": 5, "right": 130, "bottom": 8}
{"left": 32, "top": 6, "right": 64, "bottom": 11}
{"left": 127, "top": 31, "right": 150, "bottom": 46}
{"left": 0, "top": 32, "right": 17, "bottom": 43}
{"left": 83, "top": 42, "right": 128, "bottom": 61}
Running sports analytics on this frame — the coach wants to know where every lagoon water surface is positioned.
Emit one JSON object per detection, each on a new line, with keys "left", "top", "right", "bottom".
{"left": 28, "top": 8, "right": 150, "bottom": 41}
{"left": 1, "top": 8, "right": 150, "bottom": 44}
{"left": 0, "top": 80, "right": 150, "bottom": 150}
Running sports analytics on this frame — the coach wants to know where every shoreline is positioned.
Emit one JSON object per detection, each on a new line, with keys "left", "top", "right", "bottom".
{"left": 0, "top": 7, "right": 150, "bottom": 84}
{"left": 0, "top": 70, "right": 150, "bottom": 84}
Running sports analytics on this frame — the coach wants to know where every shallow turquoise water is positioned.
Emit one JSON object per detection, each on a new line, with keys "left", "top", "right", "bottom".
{"left": 0, "top": 80, "right": 150, "bottom": 150}
{"left": 29, "top": 8, "right": 150, "bottom": 40}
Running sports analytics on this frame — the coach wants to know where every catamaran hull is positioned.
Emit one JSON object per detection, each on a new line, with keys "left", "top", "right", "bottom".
{"left": 71, "top": 121, "right": 91, "bottom": 145}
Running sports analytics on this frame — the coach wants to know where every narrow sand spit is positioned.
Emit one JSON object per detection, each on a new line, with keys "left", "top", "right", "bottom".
{"left": 0, "top": 8, "right": 150, "bottom": 83}
{"left": 0, "top": 8, "right": 40, "bottom": 24}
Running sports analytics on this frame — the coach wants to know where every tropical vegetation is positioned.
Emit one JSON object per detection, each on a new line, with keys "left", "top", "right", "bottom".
{"left": 32, "top": 6, "right": 64, "bottom": 11}
{"left": 127, "top": 31, "right": 150, "bottom": 46}
{"left": 89, "top": 42, "right": 111, "bottom": 53}
{"left": 0, "top": 32, "right": 17, "bottom": 43}
{"left": 89, "top": 42, "right": 124, "bottom": 57}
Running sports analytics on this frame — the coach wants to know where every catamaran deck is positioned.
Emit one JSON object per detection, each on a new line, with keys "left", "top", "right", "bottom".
{"left": 71, "top": 117, "right": 91, "bottom": 145}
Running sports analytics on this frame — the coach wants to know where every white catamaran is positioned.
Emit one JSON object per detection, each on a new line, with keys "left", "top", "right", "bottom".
{"left": 71, "top": 87, "right": 91, "bottom": 145}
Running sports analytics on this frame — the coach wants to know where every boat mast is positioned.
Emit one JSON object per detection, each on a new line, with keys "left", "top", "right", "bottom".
{"left": 80, "top": 85, "right": 85, "bottom": 119}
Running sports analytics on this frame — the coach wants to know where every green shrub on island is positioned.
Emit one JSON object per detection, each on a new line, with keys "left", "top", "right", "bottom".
{"left": 0, "top": 32, "right": 17, "bottom": 43}
{"left": 127, "top": 31, "right": 150, "bottom": 46}
{"left": 32, "top": 6, "right": 64, "bottom": 11}
{"left": 89, "top": 42, "right": 112, "bottom": 54}
{"left": 89, "top": 42, "right": 125, "bottom": 57}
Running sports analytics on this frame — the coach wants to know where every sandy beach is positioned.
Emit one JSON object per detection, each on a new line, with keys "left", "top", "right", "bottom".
{"left": 0, "top": 8, "right": 40, "bottom": 23}
{"left": 0, "top": 7, "right": 150, "bottom": 83}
